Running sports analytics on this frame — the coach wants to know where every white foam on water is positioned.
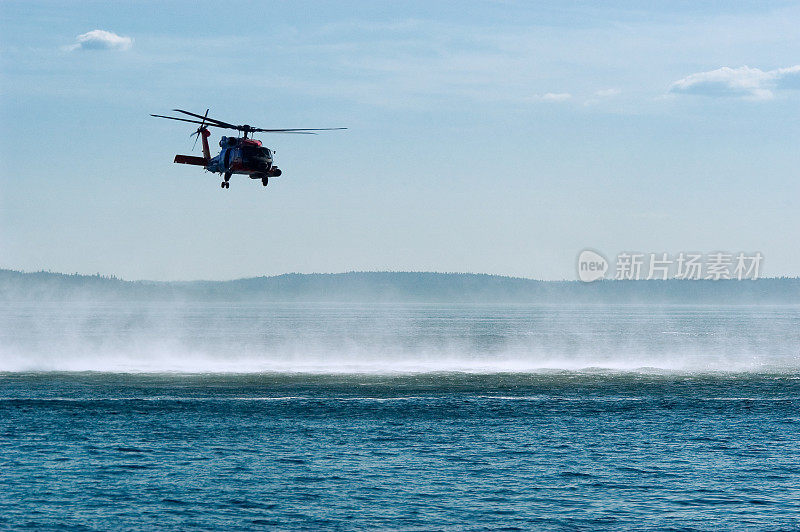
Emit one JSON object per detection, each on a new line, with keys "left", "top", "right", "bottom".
{"left": 1, "top": 343, "right": 797, "bottom": 374}
{"left": 1, "top": 302, "right": 797, "bottom": 374}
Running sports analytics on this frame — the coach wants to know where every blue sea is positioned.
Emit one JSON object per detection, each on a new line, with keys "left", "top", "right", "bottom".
{"left": 1, "top": 303, "right": 799, "bottom": 529}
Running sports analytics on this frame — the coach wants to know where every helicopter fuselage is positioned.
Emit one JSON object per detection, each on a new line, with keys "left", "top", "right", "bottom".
{"left": 172, "top": 129, "right": 282, "bottom": 188}
{"left": 206, "top": 136, "right": 281, "bottom": 180}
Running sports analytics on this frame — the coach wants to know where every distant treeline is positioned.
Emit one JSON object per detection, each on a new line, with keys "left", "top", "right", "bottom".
{"left": 1, "top": 269, "right": 799, "bottom": 304}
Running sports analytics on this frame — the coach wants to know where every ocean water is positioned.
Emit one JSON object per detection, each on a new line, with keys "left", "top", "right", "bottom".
{"left": 1, "top": 303, "right": 799, "bottom": 529}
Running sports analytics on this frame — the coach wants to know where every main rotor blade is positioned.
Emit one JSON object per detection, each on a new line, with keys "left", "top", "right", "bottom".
{"left": 155, "top": 112, "right": 347, "bottom": 136}
{"left": 151, "top": 114, "right": 221, "bottom": 127}
{"left": 173, "top": 109, "right": 236, "bottom": 129}
{"left": 251, "top": 127, "right": 348, "bottom": 133}
{"left": 257, "top": 131, "right": 318, "bottom": 135}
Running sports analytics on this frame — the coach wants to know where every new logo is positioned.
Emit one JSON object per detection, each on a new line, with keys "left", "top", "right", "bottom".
{"left": 577, "top": 249, "right": 608, "bottom": 282}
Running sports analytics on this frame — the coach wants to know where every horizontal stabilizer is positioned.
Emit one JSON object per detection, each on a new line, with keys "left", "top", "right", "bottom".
{"left": 174, "top": 155, "right": 207, "bottom": 166}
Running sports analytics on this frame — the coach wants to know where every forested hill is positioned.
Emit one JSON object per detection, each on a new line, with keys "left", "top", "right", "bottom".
{"left": 1, "top": 269, "right": 798, "bottom": 304}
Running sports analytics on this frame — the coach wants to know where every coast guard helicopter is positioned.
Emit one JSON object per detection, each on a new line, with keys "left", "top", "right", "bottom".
{"left": 151, "top": 109, "right": 345, "bottom": 189}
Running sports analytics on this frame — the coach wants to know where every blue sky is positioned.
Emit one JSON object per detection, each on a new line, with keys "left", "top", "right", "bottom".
{"left": 1, "top": 1, "right": 798, "bottom": 280}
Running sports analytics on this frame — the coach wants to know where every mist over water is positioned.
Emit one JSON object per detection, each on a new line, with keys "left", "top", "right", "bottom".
{"left": 3, "top": 302, "right": 800, "bottom": 529}
{"left": 1, "top": 302, "right": 798, "bottom": 373}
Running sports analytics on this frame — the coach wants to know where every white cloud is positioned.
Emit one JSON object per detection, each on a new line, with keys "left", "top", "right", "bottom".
{"left": 66, "top": 30, "right": 132, "bottom": 52}
{"left": 669, "top": 65, "right": 800, "bottom": 99}
{"left": 773, "top": 65, "right": 800, "bottom": 90}
{"left": 594, "top": 88, "right": 620, "bottom": 97}
{"left": 582, "top": 88, "right": 621, "bottom": 106}
{"left": 530, "top": 92, "right": 572, "bottom": 102}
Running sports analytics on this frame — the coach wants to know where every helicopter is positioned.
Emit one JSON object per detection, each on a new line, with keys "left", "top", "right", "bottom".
{"left": 151, "top": 109, "right": 345, "bottom": 189}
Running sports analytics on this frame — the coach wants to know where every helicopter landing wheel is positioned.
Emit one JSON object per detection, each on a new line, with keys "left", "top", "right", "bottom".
{"left": 221, "top": 181, "right": 229, "bottom": 189}
{"left": 262, "top": 177, "right": 269, "bottom": 187}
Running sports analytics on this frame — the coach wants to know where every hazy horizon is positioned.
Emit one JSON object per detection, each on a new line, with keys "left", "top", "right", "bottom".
{"left": 4, "top": 266, "right": 800, "bottom": 284}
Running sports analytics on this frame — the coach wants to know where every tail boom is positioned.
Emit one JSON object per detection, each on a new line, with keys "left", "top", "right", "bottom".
{"left": 175, "top": 128, "right": 212, "bottom": 166}
{"left": 200, "top": 128, "right": 211, "bottom": 161}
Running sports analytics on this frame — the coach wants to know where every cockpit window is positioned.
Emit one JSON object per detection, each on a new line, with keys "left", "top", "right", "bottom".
{"left": 242, "top": 146, "right": 268, "bottom": 159}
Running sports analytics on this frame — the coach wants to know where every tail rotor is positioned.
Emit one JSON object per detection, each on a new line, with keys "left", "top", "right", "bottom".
{"left": 190, "top": 108, "right": 210, "bottom": 151}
